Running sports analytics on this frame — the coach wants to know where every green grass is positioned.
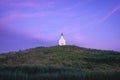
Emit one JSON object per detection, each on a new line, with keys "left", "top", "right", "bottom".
{"left": 0, "top": 66, "right": 120, "bottom": 80}
{"left": 0, "top": 45, "right": 120, "bottom": 80}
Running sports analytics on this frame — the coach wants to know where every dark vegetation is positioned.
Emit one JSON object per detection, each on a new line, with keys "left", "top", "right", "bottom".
{"left": 0, "top": 66, "right": 120, "bottom": 80}
{"left": 0, "top": 45, "right": 120, "bottom": 80}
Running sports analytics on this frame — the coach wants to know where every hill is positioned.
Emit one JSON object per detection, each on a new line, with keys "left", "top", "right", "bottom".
{"left": 0, "top": 45, "right": 120, "bottom": 80}
{"left": 0, "top": 45, "right": 120, "bottom": 69}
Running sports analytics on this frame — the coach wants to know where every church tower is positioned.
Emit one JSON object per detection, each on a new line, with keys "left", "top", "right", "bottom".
{"left": 59, "top": 33, "right": 66, "bottom": 46}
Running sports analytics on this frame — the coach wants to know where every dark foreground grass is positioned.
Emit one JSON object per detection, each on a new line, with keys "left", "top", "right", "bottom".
{"left": 0, "top": 66, "right": 120, "bottom": 80}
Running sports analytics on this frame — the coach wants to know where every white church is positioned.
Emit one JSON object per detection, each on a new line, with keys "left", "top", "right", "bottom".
{"left": 58, "top": 33, "right": 66, "bottom": 46}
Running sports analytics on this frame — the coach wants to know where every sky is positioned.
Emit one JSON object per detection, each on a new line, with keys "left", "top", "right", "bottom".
{"left": 0, "top": 0, "right": 120, "bottom": 53}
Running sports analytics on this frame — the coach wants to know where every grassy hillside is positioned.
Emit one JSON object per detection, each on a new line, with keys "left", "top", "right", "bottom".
{"left": 0, "top": 45, "right": 120, "bottom": 80}
{"left": 0, "top": 45, "right": 120, "bottom": 70}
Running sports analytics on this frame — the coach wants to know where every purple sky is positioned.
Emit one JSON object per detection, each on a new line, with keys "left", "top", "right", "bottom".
{"left": 0, "top": 0, "right": 120, "bottom": 53}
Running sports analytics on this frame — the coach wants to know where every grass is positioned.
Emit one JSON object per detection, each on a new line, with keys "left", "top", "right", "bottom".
{"left": 0, "top": 45, "right": 120, "bottom": 80}
{"left": 0, "top": 66, "right": 120, "bottom": 80}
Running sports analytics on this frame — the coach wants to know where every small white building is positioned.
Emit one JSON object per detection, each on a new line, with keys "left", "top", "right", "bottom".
{"left": 58, "top": 33, "right": 66, "bottom": 46}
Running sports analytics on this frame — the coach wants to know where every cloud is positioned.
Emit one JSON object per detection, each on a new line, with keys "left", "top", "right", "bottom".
{"left": 0, "top": 27, "right": 55, "bottom": 53}
{"left": 0, "top": 0, "right": 56, "bottom": 8}
{"left": 0, "top": 12, "right": 46, "bottom": 24}
{"left": 0, "top": 0, "right": 90, "bottom": 24}
{"left": 0, "top": 9, "right": 77, "bottom": 24}
{"left": 97, "top": 4, "right": 120, "bottom": 25}
{"left": 9, "top": 2, "right": 39, "bottom": 8}
{"left": 102, "top": 5, "right": 120, "bottom": 21}
{"left": 87, "top": 4, "right": 120, "bottom": 28}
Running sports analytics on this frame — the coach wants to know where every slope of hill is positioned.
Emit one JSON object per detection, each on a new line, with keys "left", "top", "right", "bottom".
{"left": 0, "top": 45, "right": 120, "bottom": 80}
{"left": 0, "top": 45, "right": 120, "bottom": 70}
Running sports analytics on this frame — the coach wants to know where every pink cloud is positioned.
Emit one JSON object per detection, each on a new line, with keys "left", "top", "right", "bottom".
{"left": 9, "top": 2, "right": 39, "bottom": 8}
{"left": 0, "top": 12, "right": 46, "bottom": 24}
{"left": 102, "top": 5, "right": 120, "bottom": 20}
{"left": 0, "top": 0, "right": 84, "bottom": 23}
{"left": 98, "top": 4, "right": 120, "bottom": 25}
{"left": 0, "top": 0, "right": 57, "bottom": 8}
{"left": 88, "top": 4, "right": 120, "bottom": 28}
{"left": 0, "top": 9, "right": 77, "bottom": 24}
{"left": 58, "top": 0, "right": 93, "bottom": 12}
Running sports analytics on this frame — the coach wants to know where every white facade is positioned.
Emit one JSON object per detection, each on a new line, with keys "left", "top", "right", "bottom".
{"left": 59, "top": 33, "right": 66, "bottom": 46}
